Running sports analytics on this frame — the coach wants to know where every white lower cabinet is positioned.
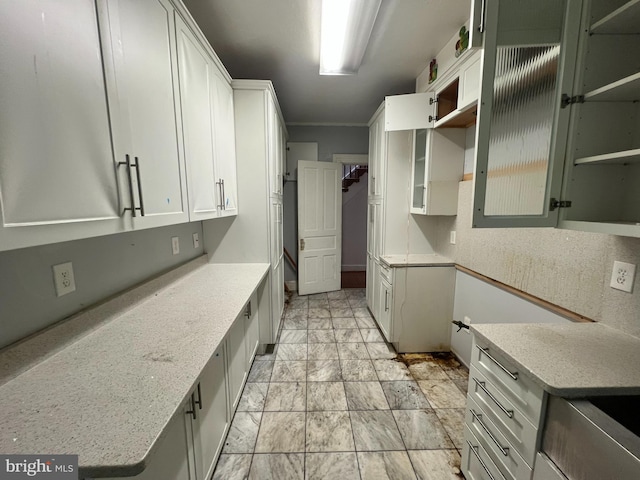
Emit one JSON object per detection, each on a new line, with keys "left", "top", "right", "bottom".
{"left": 377, "top": 276, "right": 393, "bottom": 341}
{"left": 227, "top": 312, "right": 247, "bottom": 412}
{"left": 245, "top": 292, "right": 260, "bottom": 366}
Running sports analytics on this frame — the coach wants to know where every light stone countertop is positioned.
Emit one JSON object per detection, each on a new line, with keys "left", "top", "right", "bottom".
{"left": 380, "top": 254, "right": 454, "bottom": 267}
{"left": 0, "top": 257, "right": 269, "bottom": 478}
{"left": 472, "top": 323, "right": 640, "bottom": 397}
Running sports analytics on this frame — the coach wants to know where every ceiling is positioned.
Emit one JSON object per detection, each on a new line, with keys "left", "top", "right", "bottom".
{"left": 182, "top": 0, "right": 471, "bottom": 125}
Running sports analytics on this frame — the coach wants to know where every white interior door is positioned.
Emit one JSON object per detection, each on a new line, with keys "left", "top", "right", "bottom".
{"left": 286, "top": 142, "right": 318, "bottom": 180}
{"left": 297, "top": 161, "right": 342, "bottom": 295}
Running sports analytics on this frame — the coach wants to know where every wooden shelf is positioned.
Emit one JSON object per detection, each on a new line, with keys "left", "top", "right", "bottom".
{"left": 591, "top": 0, "right": 640, "bottom": 34}
{"left": 436, "top": 104, "right": 477, "bottom": 128}
{"left": 574, "top": 148, "right": 640, "bottom": 165}
{"left": 584, "top": 72, "right": 640, "bottom": 102}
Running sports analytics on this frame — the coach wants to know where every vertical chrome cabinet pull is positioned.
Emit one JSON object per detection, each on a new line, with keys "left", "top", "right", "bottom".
{"left": 244, "top": 301, "right": 252, "bottom": 318}
{"left": 422, "top": 186, "right": 426, "bottom": 209}
{"left": 194, "top": 383, "right": 202, "bottom": 410}
{"left": 221, "top": 179, "right": 226, "bottom": 210}
{"left": 473, "top": 378, "right": 514, "bottom": 418}
{"left": 479, "top": 0, "right": 486, "bottom": 33}
{"left": 185, "top": 393, "right": 197, "bottom": 420}
{"left": 384, "top": 290, "right": 389, "bottom": 311}
{"left": 471, "top": 410, "right": 509, "bottom": 456}
{"left": 215, "top": 180, "right": 223, "bottom": 210}
{"left": 118, "top": 154, "right": 137, "bottom": 217}
{"left": 476, "top": 345, "right": 518, "bottom": 381}
{"left": 132, "top": 156, "right": 145, "bottom": 216}
{"left": 467, "top": 440, "right": 496, "bottom": 480}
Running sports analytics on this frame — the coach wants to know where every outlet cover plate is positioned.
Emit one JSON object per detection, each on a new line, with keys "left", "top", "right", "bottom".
{"left": 171, "top": 237, "right": 180, "bottom": 255}
{"left": 450, "top": 231, "right": 457, "bottom": 245}
{"left": 53, "top": 262, "right": 76, "bottom": 297}
{"left": 192, "top": 233, "right": 200, "bottom": 249}
{"left": 610, "top": 260, "right": 636, "bottom": 293}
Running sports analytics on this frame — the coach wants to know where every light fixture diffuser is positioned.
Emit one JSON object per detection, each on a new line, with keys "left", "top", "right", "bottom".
{"left": 320, "top": 0, "right": 382, "bottom": 75}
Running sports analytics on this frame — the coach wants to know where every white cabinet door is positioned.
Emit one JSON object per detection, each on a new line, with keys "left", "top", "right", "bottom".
{"left": 175, "top": 15, "right": 219, "bottom": 222}
{"left": 384, "top": 93, "right": 436, "bottom": 131}
{"left": 458, "top": 53, "right": 482, "bottom": 111}
{"left": 192, "top": 344, "right": 228, "bottom": 480}
{"left": 0, "top": 0, "right": 122, "bottom": 251}
{"left": 226, "top": 317, "right": 247, "bottom": 412}
{"left": 244, "top": 292, "right": 260, "bottom": 365}
{"left": 211, "top": 67, "right": 238, "bottom": 216}
{"left": 377, "top": 277, "right": 393, "bottom": 342}
{"left": 100, "top": 0, "right": 188, "bottom": 229}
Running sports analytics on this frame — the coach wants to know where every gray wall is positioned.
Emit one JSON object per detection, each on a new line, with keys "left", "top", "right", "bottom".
{"left": 0, "top": 223, "right": 204, "bottom": 349}
{"left": 284, "top": 125, "right": 370, "bottom": 282}
{"left": 434, "top": 130, "right": 640, "bottom": 338}
{"left": 342, "top": 173, "right": 368, "bottom": 270}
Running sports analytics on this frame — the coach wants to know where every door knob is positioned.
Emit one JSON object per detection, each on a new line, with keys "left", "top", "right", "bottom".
{"left": 300, "top": 239, "right": 305, "bottom": 251}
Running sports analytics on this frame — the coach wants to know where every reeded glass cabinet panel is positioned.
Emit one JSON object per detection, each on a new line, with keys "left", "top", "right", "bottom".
{"left": 472, "top": 0, "right": 581, "bottom": 228}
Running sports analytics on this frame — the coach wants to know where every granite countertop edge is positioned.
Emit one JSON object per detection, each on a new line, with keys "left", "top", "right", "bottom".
{"left": 380, "top": 254, "right": 455, "bottom": 267}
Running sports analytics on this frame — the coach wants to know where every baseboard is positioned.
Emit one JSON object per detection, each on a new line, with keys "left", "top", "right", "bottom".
{"left": 341, "top": 265, "right": 366, "bottom": 272}
{"left": 285, "top": 280, "right": 297, "bottom": 292}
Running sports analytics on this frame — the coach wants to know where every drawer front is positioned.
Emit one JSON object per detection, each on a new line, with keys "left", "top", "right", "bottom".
{"left": 463, "top": 426, "right": 509, "bottom": 480}
{"left": 380, "top": 262, "right": 393, "bottom": 284}
{"left": 472, "top": 337, "right": 544, "bottom": 424}
{"left": 467, "top": 396, "right": 534, "bottom": 480}
{"left": 469, "top": 365, "right": 538, "bottom": 464}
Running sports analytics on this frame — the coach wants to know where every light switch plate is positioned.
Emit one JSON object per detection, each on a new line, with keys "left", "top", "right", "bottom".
{"left": 192, "top": 233, "right": 200, "bottom": 249}
{"left": 171, "top": 237, "right": 180, "bottom": 255}
{"left": 52, "top": 262, "right": 76, "bottom": 297}
{"left": 450, "top": 231, "right": 456, "bottom": 245}
{"left": 610, "top": 260, "right": 635, "bottom": 293}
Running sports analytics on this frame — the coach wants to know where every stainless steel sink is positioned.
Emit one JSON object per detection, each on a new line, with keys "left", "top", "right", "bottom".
{"left": 542, "top": 395, "right": 640, "bottom": 479}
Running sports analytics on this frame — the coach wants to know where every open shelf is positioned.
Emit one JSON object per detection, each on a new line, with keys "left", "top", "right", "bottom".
{"left": 575, "top": 148, "right": 640, "bottom": 165}
{"left": 591, "top": 0, "right": 640, "bottom": 34}
{"left": 584, "top": 72, "right": 640, "bottom": 102}
{"left": 435, "top": 104, "right": 477, "bottom": 128}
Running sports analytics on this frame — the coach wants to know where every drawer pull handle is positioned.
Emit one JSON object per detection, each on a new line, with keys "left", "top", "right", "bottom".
{"left": 185, "top": 393, "right": 197, "bottom": 420}
{"left": 471, "top": 409, "right": 509, "bottom": 456}
{"left": 467, "top": 440, "right": 497, "bottom": 480}
{"left": 476, "top": 345, "right": 518, "bottom": 381}
{"left": 473, "top": 378, "right": 514, "bottom": 418}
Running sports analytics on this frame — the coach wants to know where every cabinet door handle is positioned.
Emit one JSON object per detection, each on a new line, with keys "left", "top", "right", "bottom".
{"left": 473, "top": 378, "right": 513, "bottom": 418}
{"left": 471, "top": 409, "right": 509, "bottom": 456}
{"left": 216, "top": 180, "right": 223, "bottom": 210}
{"left": 118, "top": 155, "right": 137, "bottom": 217}
{"left": 466, "top": 441, "right": 496, "bottom": 480}
{"left": 479, "top": 0, "right": 486, "bottom": 33}
{"left": 476, "top": 345, "right": 518, "bottom": 381}
{"left": 422, "top": 186, "right": 426, "bottom": 209}
{"left": 384, "top": 290, "right": 389, "bottom": 311}
{"left": 185, "top": 393, "right": 197, "bottom": 420}
{"left": 244, "top": 301, "right": 252, "bottom": 318}
{"left": 194, "top": 383, "right": 202, "bottom": 410}
{"left": 132, "top": 156, "right": 145, "bottom": 216}
{"left": 221, "top": 179, "right": 226, "bottom": 210}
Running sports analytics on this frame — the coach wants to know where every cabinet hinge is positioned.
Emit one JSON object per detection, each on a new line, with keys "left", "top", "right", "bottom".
{"left": 550, "top": 198, "right": 572, "bottom": 211}
{"left": 560, "top": 94, "right": 584, "bottom": 109}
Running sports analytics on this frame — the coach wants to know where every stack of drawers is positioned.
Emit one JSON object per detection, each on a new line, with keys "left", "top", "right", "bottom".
{"left": 462, "top": 336, "right": 545, "bottom": 480}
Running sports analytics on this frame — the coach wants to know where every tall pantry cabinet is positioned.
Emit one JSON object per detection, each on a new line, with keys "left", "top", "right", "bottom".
{"left": 204, "top": 80, "right": 286, "bottom": 345}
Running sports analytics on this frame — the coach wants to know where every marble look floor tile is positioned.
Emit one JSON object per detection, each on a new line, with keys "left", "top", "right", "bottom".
{"left": 340, "top": 359, "right": 378, "bottom": 381}
{"left": 247, "top": 361, "right": 274, "bottom": 382}
{"left": 355, "top": 316, "right": 377, "bottom": 329}
{"left": 392, "top": 410, "right": 454, "bottom": 449}
{"left": 308, "top": 293, "right": 328, "bottom": 300}
{"left": 344, "top": 382, "right": 389, "bottom": 410}
{"left": 331, "top": 307, "right": 354, "bottom": 318}
{"left": 417, "top": 380, "right": 467, "bottom": 409}
{"left": 255, "top": 412, "right": 306, "bottom": 453}
{"left": 307, "top": 317, "right": 333, "bottom": 329}
{"left": 444, "top": 366, "right": 469, "bottom": 380}
{"left": 407, "top": 361, "right": 448, "bottom": 380}
{"left": 345, "top": 289, "right": 366, "bottom": 298}
{"left": 271, "top": 361, "right": 307, "bottom": 382}
{"left": 352, "top": 307, "right": 373, "bottom": 318}
{"left": 360, "top": 328, "right": 384, "bottom": 343}
{"left": 357, "top": 451, "right": 417, "bottom": 480}
{"left": 309, "top": 307, "right": 331, "bottom": 318}
{"left": 254, "top": 348, "right": 278, "bottom": 361}
{"left": 276, "top": 344, "right": 308, "bottom": 361}
{"left": 328, "top": 299, "right": 350, "bottom": 309}
{"left": 350, "top": 411, "right": 404, "bottom": 451}
{"left": 288, "top": 297, "right": 308, "bottom": 309}
{"left": 380, "top": 381, "right": 431, "bottom": 410}
{"left": 408, "top": 450, "right": 462, "bottom": 480}
{"left": 283, "top": 317, "right": 308, "bottom": 330}
{"left": 265, "top": 382, "right": 306, "bottom": 411}
{"left": 308, "top": 329, "right": 336, "bottom": 343}
{"left": 307, "top": 360, "right": 342, "bottom": 382}
{"left": 373, "top": 359, "right": 412, "bottom": 381}
{"left": 248, "top": 454, "right": 304, "bottom": 480}
{"left": 213, "top": 454, "right": 252, "bottom": 480}
{"left": 307, "top": 382, "right": 347, "bottom": 411}
{"left": 237, "top": 382, "right": 269, "bottom": 411}
{"left": 434, "top": 409, "right": 465, "bottom": 449}
{"left": 327, "top": 290, "right": 347, "bottom": 300}
{"left": 280, "top": 329, "right": 308, "bottom": 344}
{"left": 305, "top": 452, "right": 360, "bottom": 480}
{"left": 453, "top": 378, "right": 469, "bottom": 396}
{"left": 306, "top": 411, "right": 355, "bottom": 452}
{"left": 338, "top": 342, "right": 371, "bottom": 360}
{"left": 308, "top": 343, "right": 339, "bottom": 360}
{"left": 332, "top": 317, "right": 358, "bottom": 329}
{"left": 285, "top": 309, "right": 307, "bottom": 320}
{"left": 308, "top": 299, "right": 330, "bottom": 309}
{"left": 348, "top": 298, "right": 368, "bottom": 308}
{"left": 335, "top": 328, "right": 364, "bottom": 343}
{"left": 366, "top": 343, "right": 397, "bottom": 359}
{"left": 222, "top": 411, "right": 262, "bottom": 453}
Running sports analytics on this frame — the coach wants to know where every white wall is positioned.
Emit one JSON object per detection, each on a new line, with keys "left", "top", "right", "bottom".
{"left": 0, "top": 223, "right": 204, "bottom": 349}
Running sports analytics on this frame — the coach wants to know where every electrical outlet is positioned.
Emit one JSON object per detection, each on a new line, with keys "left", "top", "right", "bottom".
{"left": 192, "top": 233, "right": 200, "bottom": 249}
{"left": 450, "top": 231, "right": 457, "bottom": 245}
{"left": 610, "top": 260, "right": 636, "bottom": 293}
{"left": 171, "top": 236, "right": 180, "bottom": 255}
{"left": 52, "top": 262, "right": 76, "bottom": 297}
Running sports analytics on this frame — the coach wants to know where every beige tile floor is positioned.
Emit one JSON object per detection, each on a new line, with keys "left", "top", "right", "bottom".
{"left": 213, "top": 289, "right": 469, "bottom": 480}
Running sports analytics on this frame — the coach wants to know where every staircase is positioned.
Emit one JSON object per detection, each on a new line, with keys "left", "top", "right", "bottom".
{"left": 342, "top": 164, "right": 368, "bottom": 192}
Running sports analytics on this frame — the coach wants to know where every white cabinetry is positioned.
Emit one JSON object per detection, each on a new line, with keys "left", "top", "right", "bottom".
{"left": 463, "top": 336, "right": 546, "bottom": 480}
{"left": 473, "top": 0, "right": 640, "bottom": 238}
{"left": 99, "top": 0, "right": 189, "bottom": 229}
{"left": 227, "top": 309, "right": 247, "bottom": 412}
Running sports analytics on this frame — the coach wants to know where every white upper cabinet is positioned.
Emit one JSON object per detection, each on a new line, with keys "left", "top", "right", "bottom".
{"left": 0, "top": 0, "right": 123, "bottom": 251}
{"left": 99, "top": 0, "right": 189, "bottom": 228}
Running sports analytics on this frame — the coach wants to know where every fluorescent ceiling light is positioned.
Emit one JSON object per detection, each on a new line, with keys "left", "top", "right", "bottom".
{"left": 320, "top": 0, "right": 382, "bottom": 75}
